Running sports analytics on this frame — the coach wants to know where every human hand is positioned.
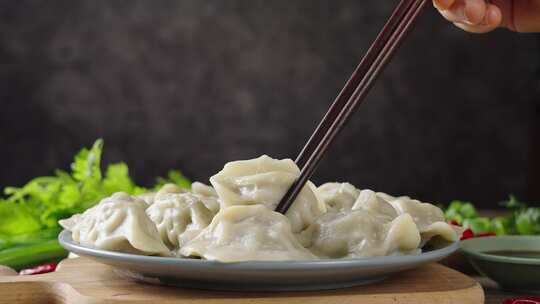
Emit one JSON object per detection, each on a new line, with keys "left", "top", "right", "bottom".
{"left": 433, "top": 0, "right": 540, "bottom": 33}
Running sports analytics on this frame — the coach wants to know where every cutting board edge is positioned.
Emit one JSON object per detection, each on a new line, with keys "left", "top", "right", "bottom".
{"left": 0, "top": 258, "right": 485, "bottom": 304}
{"left": 0, "top": 279, "right": 485, "bottom": 304}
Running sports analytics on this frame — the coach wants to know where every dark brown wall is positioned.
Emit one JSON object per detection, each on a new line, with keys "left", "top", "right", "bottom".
{"left": 1, "top": 0, "right": 539, "bottom": 207}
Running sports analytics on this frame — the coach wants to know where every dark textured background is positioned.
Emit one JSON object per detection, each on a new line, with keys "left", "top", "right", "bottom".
{"left": 1, "top": 0, "right": 539, "bottom": 207}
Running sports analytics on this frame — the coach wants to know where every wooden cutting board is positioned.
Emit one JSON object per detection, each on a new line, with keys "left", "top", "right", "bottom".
{"left": 0, "top": 257, "right": 484, "bottom": 304}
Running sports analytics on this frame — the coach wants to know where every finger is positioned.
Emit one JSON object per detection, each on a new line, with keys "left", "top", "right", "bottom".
{"left": 439, "top": 0, "right": 486, "bottom": 25}
{"left": 452, "top": 4, "right": 503, "bottom": 33}
{"left": 433, "top": 0, "right": 456, "bottom": 10}
{"left": 490, "top": 0, "right": 516, "bottom": 31}
{"left": 439, "top": 0, "right": 492, "bottom": 25}
{"left": 463, "top": 0, "right": 487, "bottom": 25}
{"left": 438, "top": 0, "right": 468, "bottom": 23}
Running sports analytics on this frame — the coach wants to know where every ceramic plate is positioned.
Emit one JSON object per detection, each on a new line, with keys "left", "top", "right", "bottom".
{"left": 59, "top": 230, "right": 459, "bottom": 291}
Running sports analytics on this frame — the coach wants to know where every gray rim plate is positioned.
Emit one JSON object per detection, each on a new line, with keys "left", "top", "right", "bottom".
{"left": 59, "top": 230, "right": 459, "bottom": 291}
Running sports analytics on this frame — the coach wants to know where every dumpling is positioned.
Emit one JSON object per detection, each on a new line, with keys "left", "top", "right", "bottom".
{"left": 191, "top": 182, "right": 220, "bottom": 214}
{"left": 352, "top": 189, "right": 398, "bottom": 220}
{"left": 376, "top": 192, "right": 411, "bottom": 202}
{"left": 146, "top": 185, "right": 214, "bottom": 249}
{"left": 209, "top": 155, "right": 298, "bottom": 208}
{"left": 59, "top": 192, "right": 170, "bottom": 256}
{"left": 376, "top": 192, "right": 397, "bottom": 202}
{"left": 389, "top": 197, "right": 459, "bottom": 244}
{"left": 306, "top": 210, "right": 421, "bottom": 259}
{"left": 420, "top": 222, "right": 462, "bottom": 246}
{"left": 180, "top": 205, "right": 318, "bottom": 262}
{"left": 209, "top": 155, "right": 326, "bottom": 232}
{"left": 317, "top": 182, "right": 360, "bottom": 212}
{"left": 191, "top": 182, "right": 218, "bottom": 198}
{"left": 286, "top": 181, "right": 327, "bottom": 233}
{"left": 136, "top": 192, "right": 156, "bottom": 206}
{"left": 384, "top": 214, "right": 423, "bottom": 254}
{"left": 389, "top": 197, "right": 445, "bottom": 231}
{"left": 159, "top": 183, "right": 189, "bottom": 194}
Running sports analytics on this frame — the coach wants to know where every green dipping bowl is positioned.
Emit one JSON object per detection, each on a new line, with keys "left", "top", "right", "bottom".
{"left": 461, "top": 236, "right": 540, "bottom": 294}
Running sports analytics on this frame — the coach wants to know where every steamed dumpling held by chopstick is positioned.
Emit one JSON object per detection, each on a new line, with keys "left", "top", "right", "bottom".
{"left": 209, "top": 155, "right": 327, "bottom": 233}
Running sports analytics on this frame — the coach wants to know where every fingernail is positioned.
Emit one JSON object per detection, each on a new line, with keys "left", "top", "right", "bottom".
{"left": 464, "top": 1, "right": 483, "bottom": 24}
{"left": 454, "top": 5, "right": 469, "bottom": 24}
{"left": 435, "top": 0, "right": 453, "bottom": 10}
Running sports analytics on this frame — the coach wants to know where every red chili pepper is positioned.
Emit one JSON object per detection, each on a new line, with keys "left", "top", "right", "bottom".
{"left": 460, "top": 228, "right": 474, "bottom": 240}
{"left": 503, "top": 296, "right": 540, "bottom": 304}
{"left": 19, "top": 263, "right": 57, "bottom": 275}
{"left": 476, "top": 232, "right": 496, "bottom": 238}
{"left": 448, "top": 220, "right": 460, "bottom": 226}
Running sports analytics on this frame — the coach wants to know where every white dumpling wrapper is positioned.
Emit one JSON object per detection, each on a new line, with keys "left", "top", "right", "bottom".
{"left": 376, "top": 192, "right": 411, "bottom": 203}
{"left": 420, "top": 222, "right": 461, "bottom": 246}
{"left": 286, "top": 181, "right": 328, "bottom": 233}
{"left": 136, "top": 192, "right": 156, "bottom": 206}
{"left": 307, "top": 210, "right": 421, "bottom": 258}
{"left": 375, "top": 192, "right": 396, "bottom": 202}
{"left": 389, "top": 197, "right": 458, "bottom": 243}
{"left": 210, "top": 155, "right": 326, "bottom": 232}
{"left": 389, "top": 198, "right": 445, "bottom": 231}
{"left": 190, "top": 182, "right": 220, "bottom": 214}
{"left": 352, "top": 189, "right": 398, "bottom": 220}
{"left": 191, "top": 181, "right": 218, "bottom": 198}
{"left": 59, "top": 192, "right": 170, "bottom": 256}
{"left": 317, "top": 182, "right": 360, "bottom": 212}
{"left": 146, "top": 186, "right": 214, "bottom": 250}
{"left": 180, "top": 205, "right": 318, "bottom": 262}
{"left": 210, "top": 155, "right": 297, "bottom": 208}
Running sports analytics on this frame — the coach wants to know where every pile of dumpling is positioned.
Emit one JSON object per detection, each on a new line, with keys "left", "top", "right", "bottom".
{"left": 60, "top": 155, "right": 461, "bottom": 262}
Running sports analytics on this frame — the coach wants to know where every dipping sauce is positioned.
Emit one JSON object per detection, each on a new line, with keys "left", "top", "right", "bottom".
{"left": 484, "top": 250, "right": 540, "bottom": 259}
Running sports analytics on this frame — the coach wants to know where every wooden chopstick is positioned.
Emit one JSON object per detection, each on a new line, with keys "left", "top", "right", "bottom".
{"left": 295, "top": 0, "right": 417, "bottom": 170}
{"left": 276, "top": 0, "right": 429, "bottom": 214}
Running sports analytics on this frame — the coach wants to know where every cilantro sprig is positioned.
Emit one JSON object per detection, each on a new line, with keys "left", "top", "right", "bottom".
{"left": 0, "top": 139, "right": 190, "bottom": 269}
{"left": 444, "top": 196, "right": 540, "bottom": 236}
